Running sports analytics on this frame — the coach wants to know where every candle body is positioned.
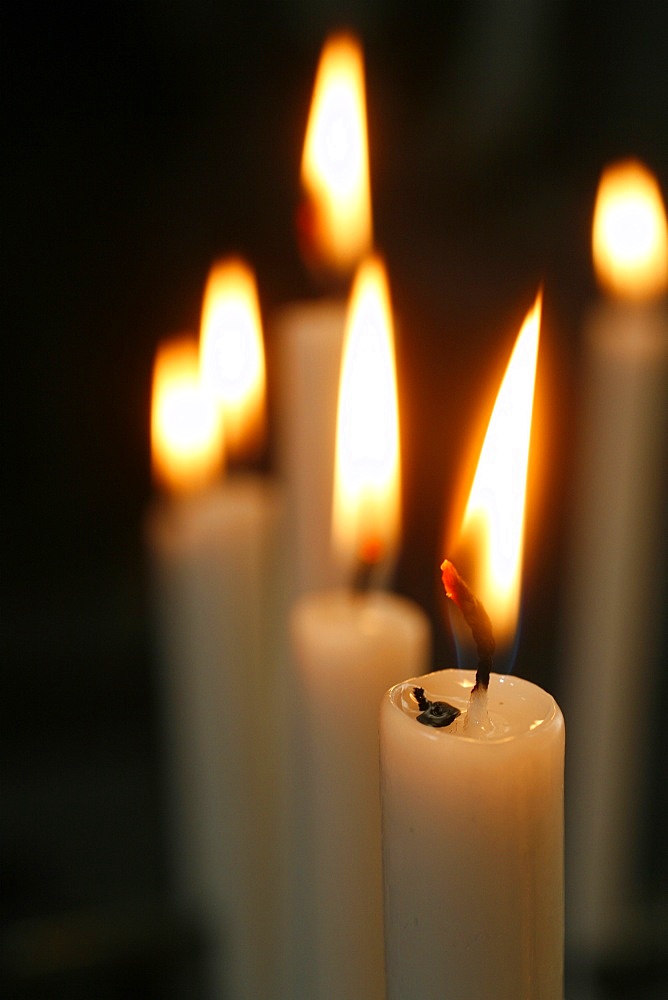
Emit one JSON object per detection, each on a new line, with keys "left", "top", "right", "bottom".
{"left": 380, "top": 669, "right": 564, "bottom": 1000}
{"left": 289, "top": 589, "right": 431, "bottom": 1000}
{"left": 275, "top": 298, "right": 347, "bottom": 597}
{"left": 146, "top": 476, "right": 285, "bottom": 1000}
{"left": 561, "top": 301, "right": 668, "bottom": 958}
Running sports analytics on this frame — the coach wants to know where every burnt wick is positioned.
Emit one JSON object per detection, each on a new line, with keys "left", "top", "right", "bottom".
{"left": 351, "top": 537, "right": 384, "bottom": 594}
{"left": 351, "top": 557, "right": 375, "bottom": 594}
{"left": 441, "top": 559, "right": 495, "bottom": 691}
{"left": 413, "top": 686, "right": 461, "bottom": 729}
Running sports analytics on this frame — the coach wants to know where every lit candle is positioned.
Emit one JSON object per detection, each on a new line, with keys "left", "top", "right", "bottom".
{"left": 288, "top": 257, "right": 431, "bottom": 1000}
{"left": 561, "top": 161, "right": 668, "bottom": 962}
{"left": 275, "top": 31, "right": 373, "bottom": 598}
{"left": 380, "top": 297, "right": 565, "bottom": 1000}
{"left": 146, "top": 260, "right": 283, "bottom": 1000}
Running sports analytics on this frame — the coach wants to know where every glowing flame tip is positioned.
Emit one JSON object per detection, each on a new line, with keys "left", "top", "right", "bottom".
{"left": 592, "top": 160, "right": 668, "bottom": 300}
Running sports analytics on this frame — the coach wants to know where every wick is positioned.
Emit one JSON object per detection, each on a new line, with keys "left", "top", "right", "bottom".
{"left": 351, "top": 537, "right": 383, "bottom": 594}
{"left": 412, "top": 686, "right": 461, "bottom": 729}
{"left": 440, "top": 559, "right": 495, "bottom": 691}
{"left": 351, "top": 557, "right": 375, "bottom": 594}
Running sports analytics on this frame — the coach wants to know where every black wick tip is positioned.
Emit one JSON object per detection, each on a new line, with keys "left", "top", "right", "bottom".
{"left": 413, "top": 686, "right": 461, "bottom": 729}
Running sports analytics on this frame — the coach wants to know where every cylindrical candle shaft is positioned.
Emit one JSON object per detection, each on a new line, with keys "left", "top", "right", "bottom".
{"left": 381, "top": 669, "right": 564, "bottom": 1000}
{"left": 147, "top": 476, "right": 284, "bottom": 1000}
{"left": 289, "top": 589, "right": 431, "bottom": 1000}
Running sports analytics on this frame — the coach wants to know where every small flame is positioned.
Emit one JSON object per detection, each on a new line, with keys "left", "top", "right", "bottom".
{"left": 300, "top": 32, "right": 373, "bottom": 273}
{"left": 151, "top": 336, "right": 224, "bottom": 495}
{"left": 592, "top": 160, "right": 668, "bottom": 300}
{"left": 332, "top": 256, "right": 401, "bottom": 572}
{"left": 451, "top": 294, "right": 542, "bottom": 650}
{"left": 199, "top": 258, "right": 266, "bottom": 461}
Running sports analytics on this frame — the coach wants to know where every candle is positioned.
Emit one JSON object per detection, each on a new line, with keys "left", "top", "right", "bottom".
{"left": 380, "top": 669, "right": 564, "bottom": 1000}
{"left": 380, "top": 296, "right": 565, "bottom": 1000}
{"left": 560, "top": 161, "right": 668, "bottom": 962}
{"left": 146, "top": 260, "right": 283, "bottom": 1000}
{"left": 276, "top": 31, "right": 373, "bottom": 599}
{"left": 288, "top": 257, "right": 431, "bottom": 999}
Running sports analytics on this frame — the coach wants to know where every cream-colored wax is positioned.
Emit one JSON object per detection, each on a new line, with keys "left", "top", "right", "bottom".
{"left": 288, "top": 589, "right": 431, "bottom": 1000}
{"left": 561, "top": 301, "right": 667, "bottom": 959}
{"left": 274, "top": 299, "right": 347, "bottom": 598}
{"left": 147, "top": 475, "right": 285, "bottom": 1000}
{"left": 380, "top": 669, "right": 564, "bottom": 1000}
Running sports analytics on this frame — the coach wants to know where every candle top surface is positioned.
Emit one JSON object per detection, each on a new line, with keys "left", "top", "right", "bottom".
{"left": 387, "top": 669, "right": 562, "bottom": 745}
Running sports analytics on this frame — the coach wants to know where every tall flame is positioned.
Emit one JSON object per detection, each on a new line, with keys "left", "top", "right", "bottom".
{"left": 199, "top": 258, "right": 266, "bottom": 461}
{"left": 300, "top": 32, "right": 373, "bottom": 273}
{"left": 151, "top": 336, "right": 224, "bottom": 495}
{"left": 592, "top": 160, "right": 668, "bottom": 300}
{"left": 332, "top": 256, "right": 401, "bottom": 571}
{"left": 452, "top": 294, "right": 542, "bottom": 650}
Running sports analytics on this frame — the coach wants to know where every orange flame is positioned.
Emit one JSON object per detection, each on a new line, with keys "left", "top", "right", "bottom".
{"left": 450, "top": 294, "right": 542, "bottom": 648}
{"left": 199, "top": 258, "right": 266, "bottom": 461}
{"left": 592, "top": 160, "right": 668, "bottom": 300}
{"left": 300, "top": 32, "right": 373, "bottom": 273}
{"left": 151, "top": 336, "right": 224, "bottom": 495}
{"left": 332, "top": 256, "right": 401, "bottom": 571}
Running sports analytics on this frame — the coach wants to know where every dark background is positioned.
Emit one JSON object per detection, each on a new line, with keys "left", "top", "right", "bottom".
{"left": 2, "top": 2, "right": 667, "bottom": 997}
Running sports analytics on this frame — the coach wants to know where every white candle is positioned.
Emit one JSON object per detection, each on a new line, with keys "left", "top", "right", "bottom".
{"left": 276, "top": 31, "right": 373, "bottom": 599}
{"left": 148, "top": 478, "right": 283, "bottom": 1000}
{"left": 291, "top": 589, "right": 430, "bottom": 999}
{"left": 380, "top": 668, "right": 565, "bottom": 1000}
{"left": 561, "top": 161, "right": 668, "bottom": 961}
{"left": 380, "top": 293, "right": 563, "bottom": 999}
{"left": 287, "top": 257, "right": 431, "bottom": 999}
{"left": 275, "top": 296, "right": 348, "bottom": 596}
{"left": 147, "top": 262, "right": 285, "bottom": 1000}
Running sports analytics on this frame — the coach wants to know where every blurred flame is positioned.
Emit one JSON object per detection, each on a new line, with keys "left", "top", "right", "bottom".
{"left": 300, "top": 32, "right": 372, "bottom": 273}
{"left": 592, "top": 160, "right": 668, "bottom": 300}
{"left": 332, "top": 256, "right": 401, "bottom": 570}
{"left": 151, "top": 336, "right": 224, "bottom": 495}
{"left": 453, "top": 294, "right": 542, "bottom": 648}
{"left": 199, "top": 258, "right": 266, "bottom": 460}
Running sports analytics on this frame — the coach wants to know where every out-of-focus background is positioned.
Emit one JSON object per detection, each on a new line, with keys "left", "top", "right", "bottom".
{"left": 2, "top": 2, "right": 667, "bottom": 997}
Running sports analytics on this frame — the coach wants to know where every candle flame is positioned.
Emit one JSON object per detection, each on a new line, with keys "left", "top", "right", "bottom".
{"left": 199, "top": 258, "right": 266, "bottom": 460}
{"left": 300, "top": 32, "right": 373, "bottom": 273}
{"left": 151, "top": 336, "right": 224, "bottom": 495}
{"left": 333, "top": 256, "right": 401, "bottom": 572}
{"left": 592, "top": 160, "right": 668, "bottom": 300}
{"left": 451, "top": 294, "right": 542, "bottom": 650}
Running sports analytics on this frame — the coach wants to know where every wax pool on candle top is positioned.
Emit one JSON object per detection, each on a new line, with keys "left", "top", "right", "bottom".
{"left": 380, "top": 668, "right": 565, "bottom": 1000}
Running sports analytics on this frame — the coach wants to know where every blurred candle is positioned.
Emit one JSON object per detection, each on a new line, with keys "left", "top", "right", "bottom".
{"left": 380, "top": 296, "right": 565, "bottom": 1000}
{"left": 289, "top": 257, "right": 430, "bottom": 1000}
{"left": 146, "top": 260, "right": 283, "bottom": 1000}
{"left": 561, "top": 161, "right": 668, "bottom": 963}
{"left": 276, "top": 31, "right": 373, "bottom": 599}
